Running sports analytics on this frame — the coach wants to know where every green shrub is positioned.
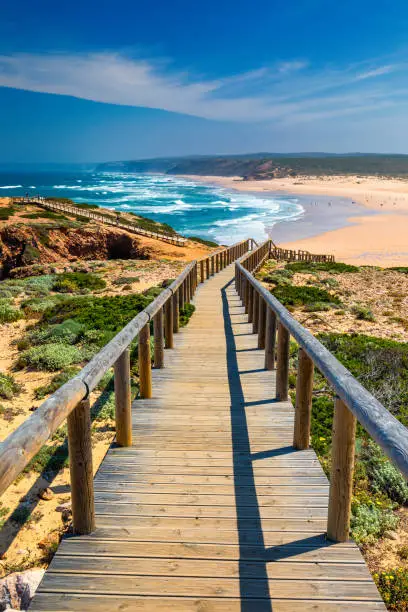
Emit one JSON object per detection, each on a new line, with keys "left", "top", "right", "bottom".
{"left": 53, "top": 272, "right": 106, "bottom": 293}
{"left": 304, "top": 302, "right": 332, "bottom": 312}
{"left": 180, "top": 303, "right": 195, "bottom": 327}
{"left": 310, "top": 395, "right": 333, "bottom": 456}
{"left": 352, "top": 305, "right": 376, "bottom": 321}
{"left": 0, "top": 206, "right": 16, "bottom": 221}
{"left": 21, "top": 295, "right": 65, "bottom": 316}
{"left": 317, "top": 333, "right": 408, "bottom": 422}
{"left": 34, "top": 366, "right": 81, "bottom": 399}
{"left": 389, "top": 267, "right": 408, "bottom": 274}
{"left": 0, "top": 289, "right": 13, "bottom": 299}
{"left": 374, "top": 568, "right": 408, "bottom": 609}
{"left": 0, "top": 372, "right": 23, "bottom": 399}
{"left": 271, "top": 285, "right": 341, "bottom": 307}
{"left": 285, "top": 261, "right": 360, "bottom": 274}
{"left": 42, "top": 291, "right": 157, "bottom": 333}
{"left": 18, "top": 343, "right": 82, "bottom": 371}
{"left": 23, "top": 442, "right": 69, "bottom": 477}
{"left": 351, "top": 503, "right": 398, "bottom": 545}
{"left": 20, "top": 211, "right": 67, "bottom": 220}
{"left": 360, "top": 440, "right": 408, "bottom": 504}
{"left": 188, "top": 236, "right": 219, "bottom": 247}
{"left": 29, "top": 319, "right": 84, "bottom": 346}
{"left": 112, "top": 276, "right": 140, "bottom": 286}
{"left": 0, "top": 301, "right": 23, "bottom": 324}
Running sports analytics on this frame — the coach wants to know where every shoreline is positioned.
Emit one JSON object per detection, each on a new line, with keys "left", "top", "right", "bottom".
{"left": 183, "top": 174, "right": 408, "bottom": 266}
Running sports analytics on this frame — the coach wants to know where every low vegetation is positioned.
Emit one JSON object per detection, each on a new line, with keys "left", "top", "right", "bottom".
{"left": 285, "top": 261, "right": 360, "bottom": 274}
{"left": 0, "top": 372, "right": 23, "bottom": 399}
{"left": 272, "top": 284, "right": 342, "bottom": 308}
{"left": 188, "top": 236, "right": 219, "bottom": 247}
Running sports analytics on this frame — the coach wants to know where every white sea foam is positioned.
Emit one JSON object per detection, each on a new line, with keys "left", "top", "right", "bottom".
{"left": 0, "top": 185, "right": 22, "bottom": 189}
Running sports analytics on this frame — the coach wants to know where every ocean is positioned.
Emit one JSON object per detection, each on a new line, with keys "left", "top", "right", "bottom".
{"left": 0, "top": 170, "right": 304, "bottom": 244}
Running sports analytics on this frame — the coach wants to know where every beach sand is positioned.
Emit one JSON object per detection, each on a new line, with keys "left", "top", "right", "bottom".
{"left": 186, "top": 175, "right": 408, "bottom": 266}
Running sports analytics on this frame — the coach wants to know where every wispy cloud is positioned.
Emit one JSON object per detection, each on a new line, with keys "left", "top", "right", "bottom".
{"left": 355, "top": 65, "right": 398, "bottom": 81}
{"left": 0, "top": 52, "right": 406, "bottom": 124}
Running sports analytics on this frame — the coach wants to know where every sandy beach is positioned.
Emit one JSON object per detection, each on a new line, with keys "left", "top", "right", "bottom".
{"left": 187, "top": 174, "right": 408, "bottom": 266}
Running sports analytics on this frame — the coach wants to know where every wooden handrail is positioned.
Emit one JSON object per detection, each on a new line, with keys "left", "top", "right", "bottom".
{"left": 0, "top": 237, "right": 252, "bottom": 534}
{"left": 12, "top": 197, "right": 187, "bottom": 246}
{"left": 235, "top": 239, "right": 408, "bottom": 542}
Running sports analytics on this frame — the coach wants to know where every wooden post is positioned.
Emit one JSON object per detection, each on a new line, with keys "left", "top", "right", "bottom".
{"left": 139, "top": 323, "right": 152, "bottom": 398}
{"left": 179, "top": 282, "right": 184, "bottom": 311}
{"left": 244, "top": 278, "right": 250, "bottom": 314}
{"left": 248, "top": 284, "right": 254, "bottom": 323}
{"left": 258, "top": 296, "right": 266, "bottom": 350}
{"left": 153, "top": 309, "right": 164, "bottom": 368}
{"left": 211, "top": 256, "right": 215, "bottom": 276}
{"left": 67, "top": 398, "right": 95, "bottom": 535}
{"left": 173, "top": 291, "right": 179, "bottom": 333}
{"left": 293, "top": 348, "right": 314, "bottom": 449}
{"left": 264, "top": 307, "right": 276, "bottom": 370}
{"left": 276, "top": 323, "right": 290, "bottom": 401}
{"left": 327, "top": 398, "right": 356, "bottom": 542}
{"left": 200, "top": 260, "right": 204, "bottom": 283}
{"left": 114, "top": 348, "right": 132, "bottom": 446}
{"left": 165, "top": 297, "right": 174, "bottom": 349}
{"left": 252, "top": 290, "right": 259, "bottom": 334}
{"left": 206, "top": 258, "right": 210, "bottom": 280}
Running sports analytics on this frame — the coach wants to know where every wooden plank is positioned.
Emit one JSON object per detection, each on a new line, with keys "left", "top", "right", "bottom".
{"left": 55, "top": 538, "right": 364, "bottom": 562}
{"left": 36, "top": 573, "right": 382, "bottom": 600}
{"left": 48, "top": 555, "right": 373, "bottom": 581}
{"left": 30, "top": 594, "right": 387, "bottom": 611}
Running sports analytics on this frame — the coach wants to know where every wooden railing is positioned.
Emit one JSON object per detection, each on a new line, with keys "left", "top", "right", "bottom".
{"left": 269, "top": 241, "right": 335, "bottom": 263}
{"left": 0, "top": 238, "right": 252, "bottom": 534}
{"left": 236, "top": 240, "right": 408, "bottom": 542}
{"left": 13, "top": 197, "right": 187, "bottom": 246}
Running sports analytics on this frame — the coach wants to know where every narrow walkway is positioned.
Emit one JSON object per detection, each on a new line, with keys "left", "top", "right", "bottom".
{"left": 31, "top": 265, "right": 384, "bottom": 611}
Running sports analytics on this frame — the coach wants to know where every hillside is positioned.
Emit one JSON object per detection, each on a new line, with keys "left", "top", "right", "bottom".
{"left": 97, "top": 153, "right": 408, "bottom": 179}
{"left": 0, "top": 198, "right": 212, "bottom": 278}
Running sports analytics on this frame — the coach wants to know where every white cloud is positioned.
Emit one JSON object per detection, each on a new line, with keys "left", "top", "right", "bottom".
{"left": 355, "top": 65, "right": 397, "bottom": 80}
{"left": 0, "top": 52, "right": 406, "bottom": 124}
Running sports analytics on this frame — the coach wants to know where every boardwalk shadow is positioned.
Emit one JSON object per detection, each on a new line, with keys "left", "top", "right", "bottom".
{"left": 221, "top": 280, "right": 273, "bottom": 611}
{"left": 221, "top": 280, "right": 332, "bottom": 611}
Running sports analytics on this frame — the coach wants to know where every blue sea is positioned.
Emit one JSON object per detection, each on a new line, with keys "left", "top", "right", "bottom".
{"left": 0, "top": 171, "right": 305, "bottom": 244}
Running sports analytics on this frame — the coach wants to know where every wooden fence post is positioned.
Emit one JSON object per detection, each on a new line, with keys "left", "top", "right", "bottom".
{"left": 211, "top": 256, "right": 215, "bottom": 276}
{"left": 67, "top": 397, "right": 95, "bottom": 535}
{"left": 293, "top": 348, "right": 314, "bottom": 449}
{"left": 252, "top": 290, "right": 259, "bottom": 334}
{"left": 248, "top": 284, "right": 254, "bottom": 323}
{"left": 264, "top": 308, "right": 276, "bottom": 370}
{"left": 173, "top": 291, "right": 179, "bottom": 333}
{"left": 114, "top": 348, "right": 132, "bottom": 446}
{"left": 276, "top": 323, "right": 290, "bottom": 401}
{"left": 258, "top": 296, "right": 266, "bottom": 350}
{"left": 179, "top": 282, "right": 184, "bottom": 312}
{"left": 244, "top": 278, "right": 250, "bottom": 314}
{"left": 327, "top": 398, "right": 356, "bottom": 542}
{"left": 165, "top": 297, "right": 174, "bottom": 349}
{"left": 139, "top": 323, "right": 152, "bottom": 398}
{"left": 153, "top": 308, "right": 164, "bottom": 368}
{"left": 206, "top": 258, "right": 210, "bottom": 280}
{"left": 200, "top": 260, "right": 204, "bottom": 283}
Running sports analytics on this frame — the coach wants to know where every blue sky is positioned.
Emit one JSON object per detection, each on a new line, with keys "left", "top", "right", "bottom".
{"left": 1, "top": 0, "right": 408, "bottom": 162}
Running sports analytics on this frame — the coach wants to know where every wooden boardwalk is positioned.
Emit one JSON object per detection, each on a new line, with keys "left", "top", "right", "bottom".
{"left": 31, "top": 265, "right": 385, "bottom": 611}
